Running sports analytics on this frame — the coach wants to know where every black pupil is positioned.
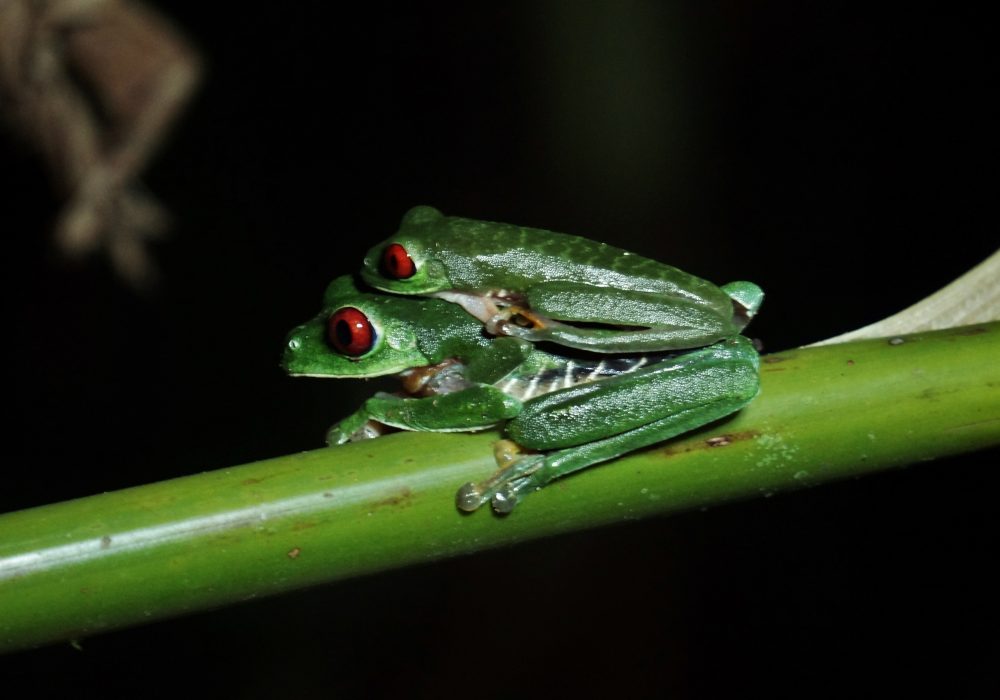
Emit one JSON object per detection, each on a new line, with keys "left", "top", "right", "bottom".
{"left": 387, "top": 252, "right": 398, "bottom": 272}
{"left": 335, "top": 319, "right": 353, "bottom": 347}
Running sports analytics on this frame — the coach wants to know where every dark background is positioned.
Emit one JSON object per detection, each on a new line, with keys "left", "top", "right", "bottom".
{"left": 2, "top": 3, "right": 997, "bottom": 697}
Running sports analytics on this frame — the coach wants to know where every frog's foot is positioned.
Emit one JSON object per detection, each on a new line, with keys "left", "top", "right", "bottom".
{"left": 493, "top": 439, "right": 523, "bottom": 469}
{"left": 721, "top": 281, "right": 765, "bottom": 329}
{"left": 399, "top": 359, "right": 463, "bottom": 396}
{"left": 455, "top": 440, "right": 545, "bottom": 513}
{"left": 349, "top": 420, "right": 392, "bottom": 441}
{"left": 485, "top": 306, "right": 548, "bottom": 337}
{"left": 326, "top": 418, "right": 391, "bottom": 445}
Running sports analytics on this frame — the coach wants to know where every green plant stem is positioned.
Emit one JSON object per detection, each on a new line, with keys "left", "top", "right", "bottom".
{"left": 2, "top": 323, "right": 999, "bottom": 651}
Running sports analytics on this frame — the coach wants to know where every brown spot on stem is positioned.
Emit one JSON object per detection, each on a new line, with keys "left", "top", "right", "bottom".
{"left": 660, "top": 430, "right": 761, "bottom": 456}
{"left": 371, "top": 487, "right": 414, "bottom": 510}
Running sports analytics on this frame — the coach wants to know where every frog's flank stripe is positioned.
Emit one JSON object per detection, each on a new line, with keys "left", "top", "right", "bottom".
{"left": 547, "top": 374, "right": 564, "bottom": 395}
{"left": 504, "top": 354, "right": 659, "bottom": 401}
{"left": 588, "top": 360, "right": 607, "bottom": 382}
{"left": 497, "top": 376, "right": 520, "bottom": 394}
{"left": 562, "top": 361, "right": 576, "bottom": 389}
{"left": 526, "top": 375, "right": 542, "bottom": 400}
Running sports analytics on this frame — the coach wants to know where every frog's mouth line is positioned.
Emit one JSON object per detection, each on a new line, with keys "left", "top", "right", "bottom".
{"left": 287, "top": 370, "right": 402, "bottom": 380}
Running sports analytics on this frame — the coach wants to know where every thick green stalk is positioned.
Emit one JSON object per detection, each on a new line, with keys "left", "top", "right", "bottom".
{"left": 2, "top": 323, "right": 999, "bottom": 651}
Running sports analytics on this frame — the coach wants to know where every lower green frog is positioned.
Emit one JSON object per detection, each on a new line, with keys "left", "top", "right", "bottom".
{"left": 283, "top": 276, "right": 761, "bottom": 513}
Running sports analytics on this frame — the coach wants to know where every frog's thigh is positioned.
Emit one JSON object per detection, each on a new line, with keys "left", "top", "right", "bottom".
{"left": 508, "top": 343, "right": 759, "bottom": 450}
{"left": 517, "top": 388, "right": 752, "bottom": 493}
{"left": 525, "top": 281, "right": 730, "bottom": 328}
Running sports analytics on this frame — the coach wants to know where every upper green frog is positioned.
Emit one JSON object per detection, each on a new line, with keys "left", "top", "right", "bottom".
{"left": 360, "top": 206, "right": 763, "bottom": 353}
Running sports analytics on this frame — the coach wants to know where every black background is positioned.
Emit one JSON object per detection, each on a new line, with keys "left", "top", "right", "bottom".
{"left": 2, "top": 3, "right": 997, "bottom": 697}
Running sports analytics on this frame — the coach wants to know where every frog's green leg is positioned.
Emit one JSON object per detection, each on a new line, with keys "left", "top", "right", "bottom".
{"left": 455, "top": 337, "right": 760, "bottom": 512}
{"left": 327, "top": 387, "right": 522, "bottom": 445}
{"left": 491, "top": 282, "right": 740, "bottom": 353}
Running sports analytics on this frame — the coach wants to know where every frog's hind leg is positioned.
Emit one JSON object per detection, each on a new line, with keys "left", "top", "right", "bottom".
{"left": 492, "top": 282, "right": 740, "bottom": 353}
{"left": 493, "top": 310, "right": 731, "bottom": 354}
{"left": 491, "top": 396, "right": 750, "bottom": 512}
{"left": 457, "top": 338, "right": 760, "bottom": 513}
{"left": 463, "top": 391, "right": 753, "bottom": 514}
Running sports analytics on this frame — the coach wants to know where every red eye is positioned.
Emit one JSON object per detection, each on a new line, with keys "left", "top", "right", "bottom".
{"left": 382, "top": 243, "right": 416, "bottom": 279}
{"left": 327, "top": 307, "right": 376, "bottom": 356}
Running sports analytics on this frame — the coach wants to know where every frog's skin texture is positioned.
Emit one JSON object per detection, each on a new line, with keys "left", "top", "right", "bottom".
{"left": 283, "top": 277, "right": 761, "bottom": 513}
{"left": 360, "top": 206, "right": 764, "bottom": 353}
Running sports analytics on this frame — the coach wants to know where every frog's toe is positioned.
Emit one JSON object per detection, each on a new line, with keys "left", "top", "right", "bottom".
{"left": 350, "top": 420, "right": 389, "bottom": 441}
{"left": 455, "top": 482, "right": 488, "bottom": 512}
{"left": 492, "top": 439, "right": 523, "bottom": 468}
{"left": 490, "top": 483, "right": 523, "bottom": 514}
{"left": 490, "top": 475, "right": 541, "bottom": 513}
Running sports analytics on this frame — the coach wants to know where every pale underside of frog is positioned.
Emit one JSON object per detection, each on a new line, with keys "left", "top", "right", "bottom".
{"left": 283, "top": 276, "right": 761, "bottom": 513}
{"left": 360, "top": 206, "right": 764, "bottom": 354}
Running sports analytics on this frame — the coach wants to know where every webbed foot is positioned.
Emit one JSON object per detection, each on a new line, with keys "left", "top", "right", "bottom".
{"left": 326, "top": 419, "right": 389, "bottom": 445}
{"left": 485, "top": 305, "right": 548, "bottom": 337}
{"left": 455, "top": 440, "right": 545, "bottom": 513}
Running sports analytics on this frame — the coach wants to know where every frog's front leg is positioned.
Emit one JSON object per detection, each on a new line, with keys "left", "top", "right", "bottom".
{"left": 327, "top": 387, "right": 523, "bottom": 446}
{"left": 456, "top": 336, "right": 760, "bottom": 512}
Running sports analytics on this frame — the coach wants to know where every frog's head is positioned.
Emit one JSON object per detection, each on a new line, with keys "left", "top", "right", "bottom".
{"left": 360, "top": 206, "right": 453, "bottom": 294}
{"left": 282, "top": 275, "right": 483, "bottom": 378}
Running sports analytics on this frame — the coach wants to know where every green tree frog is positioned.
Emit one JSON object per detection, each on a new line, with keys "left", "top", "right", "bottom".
{"left": 283, "top": 276, "right": 761, "bottom": 513}
{"left": 360, "top": 206, "right": 764, "bottom": 353}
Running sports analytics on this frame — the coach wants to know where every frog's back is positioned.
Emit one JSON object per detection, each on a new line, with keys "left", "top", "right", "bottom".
{"left": 431, "top": 213, "right": 729, "bottom": 311}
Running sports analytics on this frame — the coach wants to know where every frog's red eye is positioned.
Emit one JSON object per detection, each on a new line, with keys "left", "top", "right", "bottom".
{"left": 327, "top": 307, "right": 376, "bottom": 356}
{"left": 382, "top": 243, "right": 416, "bottom": 279}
